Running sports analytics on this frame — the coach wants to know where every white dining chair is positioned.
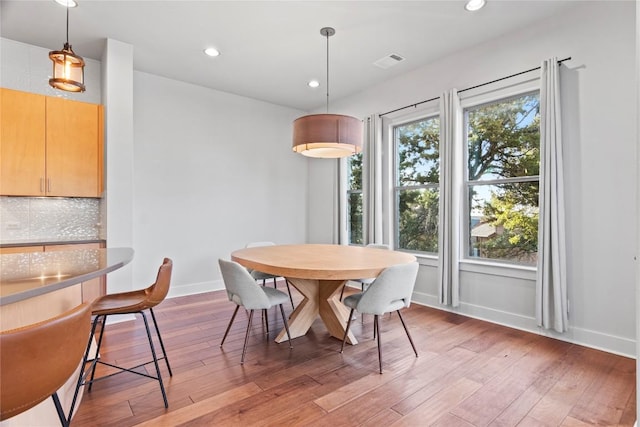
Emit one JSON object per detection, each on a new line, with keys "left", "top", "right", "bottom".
{"left": 339, "top": 243, "right": 390, "bottom": 302}
{"left": 218, "top": 259, "right": 293, "bottom": 364}
{"left": 246, "top": 241, "right": 295, "bottom": 309}
{"left": 340, "top": 261, "right": 419, "bottom": 373}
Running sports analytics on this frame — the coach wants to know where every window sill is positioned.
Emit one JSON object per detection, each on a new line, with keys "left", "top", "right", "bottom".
{"left": 460, "top": 259, "right": 536, "bottom": 280}
{"left": 408, "top": 252, "right": 536, "bottom": 280}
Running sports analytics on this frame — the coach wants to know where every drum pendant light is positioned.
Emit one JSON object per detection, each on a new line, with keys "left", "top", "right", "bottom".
{"left": 292, "top": 27, "right": 362, "bottom": 158}
{"left": 49, "top": 4, "right": 85, "bottom": 92}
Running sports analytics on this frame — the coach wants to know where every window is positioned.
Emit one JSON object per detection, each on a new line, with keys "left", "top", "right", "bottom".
{"left": 347, "top": 152, "right": 363, "bottom": 245}
{"left": 465, "top": 92, "right": 540, "bottom": 265}
{"left": 394, "top": 116, "right": 440, "bottom": 253}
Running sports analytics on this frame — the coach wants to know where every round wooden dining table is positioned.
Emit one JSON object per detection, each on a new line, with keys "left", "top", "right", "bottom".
{"left": 231, "top": 244, "right": 416, "bottom": 345}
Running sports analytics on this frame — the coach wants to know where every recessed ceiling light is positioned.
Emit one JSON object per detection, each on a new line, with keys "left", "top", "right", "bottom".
{"left": 54, "top": 0, "right": 77, "bottom": 7}
{"left": 465, "top": 0, "right": 486, "bottom": 11}
{"left": 204, "top": 47, "right": 220, "bottom": 57}
{"left": 308, "top": 80, "right": 320, "bottom": 88}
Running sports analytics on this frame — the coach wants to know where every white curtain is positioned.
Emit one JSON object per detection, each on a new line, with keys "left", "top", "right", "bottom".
{"left": 364, "top": 114, "right": 384, "bottom": 244}
{"left": 536, "top": 57, "right": 568, "bottom": 333}
{"left": 438, "top": 90, "right": 463, "bottom": 307}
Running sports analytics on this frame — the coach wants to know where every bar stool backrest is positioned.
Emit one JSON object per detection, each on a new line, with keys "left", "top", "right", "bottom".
{"left": 145, "top": 258, "right": 173, "bottom": 307}
{"left": 0, "top": 303, "right": 92, "bottom": 421}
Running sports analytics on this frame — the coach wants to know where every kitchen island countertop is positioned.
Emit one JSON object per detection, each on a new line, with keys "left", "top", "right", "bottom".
{"left": 0, "top": 247, "right": 133, "bottom": 306}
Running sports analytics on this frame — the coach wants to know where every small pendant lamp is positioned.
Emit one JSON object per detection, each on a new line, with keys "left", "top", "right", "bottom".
{"left": 49, "top": 3, "right": 85, "bottom": 92}
{"left": 292, "top": 27, "right": 362, "bottom": 158}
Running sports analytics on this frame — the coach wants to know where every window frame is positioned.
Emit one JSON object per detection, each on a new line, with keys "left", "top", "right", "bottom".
{"left": 346, "top": 152, "right": 364, "bottom": 246}
{"left": 460, "top": 78, "right": 541, "bottom": 268}
{"left": 390, "top": 108, "right": 441, "bottom": 256}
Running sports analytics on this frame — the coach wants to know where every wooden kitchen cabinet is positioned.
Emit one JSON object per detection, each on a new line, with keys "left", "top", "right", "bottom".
{"left": 0, "top": 245, "right": 44, "bottom": 254}
{"left": 46, "top": 96, "right": 104, "bottom": 197}
{"left": 0, "top": 89, "right": 46, "bottom": 196}
{"left": 0, "top": 243, "right": 106, "bottom": 302}
{"left": 0, "top": 88, "right": 104, "bottom": 197}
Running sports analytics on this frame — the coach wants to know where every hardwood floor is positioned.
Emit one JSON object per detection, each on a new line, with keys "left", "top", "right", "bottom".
{"left": 73, "top": 285, "right": 636, "bottom": 426}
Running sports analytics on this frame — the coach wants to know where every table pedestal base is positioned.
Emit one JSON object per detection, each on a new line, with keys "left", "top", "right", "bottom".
{"left": 275, "top": 278, "right": 358, "bottom": 345}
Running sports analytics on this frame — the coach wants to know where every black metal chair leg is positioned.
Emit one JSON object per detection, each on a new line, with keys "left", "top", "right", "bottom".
{"left": 149, "top": 307, "right": 172, "bottom": 376}
{"left": 361, "top": 283, "right": 366, "bottom": 323}
{"left": 279, "top": 304, "right": 293, "bottom": 349}
{"left": 264, "top": 308, "right": 269, "bottom": 335}
{"left": 375, "top": 315, "right": 382, "bottom": 374}
{"left": 141, "top": 311, "right": 168, "bottom": 408}
{"left": 241, "top": 310, "right": 254, "bottom": 364}
{"left": 285, "top": 279, "right": 295, "bottom": 309}
{"left": 220, "top": 305, "right": 240, "bottom": 347}
{"left": 373, "top": 312, "right": 377, "bottom": 339}
{"left": 397, "top": 310, "right": 418, "bottom": 357}
{"left": 340, "top": 308, "right": 355, "bottom": 353}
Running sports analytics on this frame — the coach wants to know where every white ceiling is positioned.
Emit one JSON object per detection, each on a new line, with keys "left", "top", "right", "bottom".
{"left": 1, "top": 0, "right": 578, "bottom": 111}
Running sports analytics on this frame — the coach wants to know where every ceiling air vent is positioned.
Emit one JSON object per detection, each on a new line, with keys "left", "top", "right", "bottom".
{"left": 373, "top": 53, "right": 405, "bottom": 69}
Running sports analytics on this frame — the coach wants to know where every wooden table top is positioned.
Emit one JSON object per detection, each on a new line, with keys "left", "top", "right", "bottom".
{"left": 231, "top": 244, "right": 416, "bottom": 281}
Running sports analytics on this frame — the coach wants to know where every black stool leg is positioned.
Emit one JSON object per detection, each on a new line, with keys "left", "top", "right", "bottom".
{"left": 141, "top": 311, "right": 169, "bottom": 408}
{"left": 68, "top": 315, "right": 101, "bottom": 421}
{"left": 149, "top": 307, "right": 172, "bottom": 376}
{"left": 51, "top": 392, "right": 69, "bottom": 427}
{"left": 88, "top": 314, "right": 107, "bottom": 391}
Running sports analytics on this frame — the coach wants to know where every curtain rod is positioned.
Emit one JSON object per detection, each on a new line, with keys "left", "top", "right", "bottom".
{"left": 379, "top": 57, "right": 571, "bottom": 117}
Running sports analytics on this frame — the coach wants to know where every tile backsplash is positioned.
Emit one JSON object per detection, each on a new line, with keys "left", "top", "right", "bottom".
{"left": 0, "top": 197, "right": 103, "bottom": 242}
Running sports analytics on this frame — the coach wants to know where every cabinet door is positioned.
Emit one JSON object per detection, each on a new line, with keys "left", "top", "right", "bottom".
{"left": 0, "top": 245, "right": 44, "bottom": 254}
{"left": 45, "top": 243, "right": 105, "bottom": 303}
{"left": 46, "top": 97, "right": 103, "bottom": 197}
{"left": 0, "top": 88, "right": 46, "bottom": 196}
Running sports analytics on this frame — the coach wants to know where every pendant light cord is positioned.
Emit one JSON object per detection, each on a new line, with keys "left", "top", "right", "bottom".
{"left": 65, "top": 6, "right": 70, "bottom": 46}
{"left": 325, "top": 30, "right": 330, "bottom": 113}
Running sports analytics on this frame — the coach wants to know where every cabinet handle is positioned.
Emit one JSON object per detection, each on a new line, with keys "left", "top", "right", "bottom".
{"left": 40, "top": 178, "right": 44, "bottom": 193}
{"left": 47, "top": 178, "right": 51, "bottom": 193}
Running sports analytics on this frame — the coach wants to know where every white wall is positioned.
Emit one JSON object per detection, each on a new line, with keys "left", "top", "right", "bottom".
{"left": 132, "top": 72, "right": 308, "bottom": 295}
{"left": 102, "top": 39, "right": 134, "bottom": 295}
{"left": 1, "top": 38, "right": 101, "bottom": 103}
{"left": 635, "top": 0, "right": 639, "bottom": 419}
{"left": 1, "top": 36, "right": 309, "bottom": 298}
{"left": 309, "top": 1, "right": 638, "bottom": 356}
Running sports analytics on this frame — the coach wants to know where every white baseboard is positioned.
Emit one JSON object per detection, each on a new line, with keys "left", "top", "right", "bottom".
{"left": 99, "top": 280, "right": 224, "bottom": 326}
{"left": 167, "top": 279, "right": 225, "bottom": 299}
{"left": 411, "top": 290, "right": 636, "bottom": 359}
{"left": 103, "top": 313, "right": 136, "bottom": 324}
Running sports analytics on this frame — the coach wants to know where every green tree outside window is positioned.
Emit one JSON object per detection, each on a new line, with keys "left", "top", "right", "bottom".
{"left": 466, "top": 93, "right": 540, "bottom": 265}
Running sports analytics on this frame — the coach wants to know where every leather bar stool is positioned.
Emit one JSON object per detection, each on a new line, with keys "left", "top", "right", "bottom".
{"left": 0, "top": 303, "right": 92, "bottom": 426}
{"left": 75, "top": 258, "right": 173, "bottom": 408}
